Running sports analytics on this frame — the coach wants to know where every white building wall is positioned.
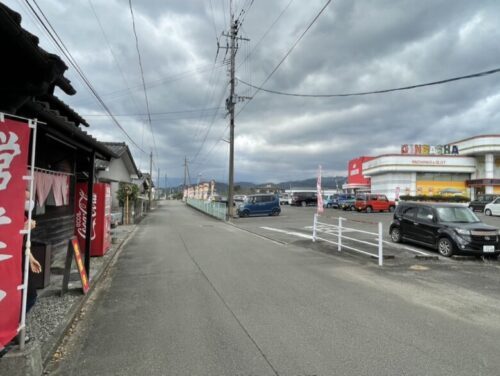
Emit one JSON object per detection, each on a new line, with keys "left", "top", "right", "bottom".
{"left": 370, "top": 173, "right": 414, "bottom": 201}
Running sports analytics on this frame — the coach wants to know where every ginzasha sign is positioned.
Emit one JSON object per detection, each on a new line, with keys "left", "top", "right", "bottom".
{"left": 401, "top": 144, "right": 459, "bottom": 155}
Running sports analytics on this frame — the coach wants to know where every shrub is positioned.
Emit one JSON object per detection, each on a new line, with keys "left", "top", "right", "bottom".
{"left": 117, "top": 182, "right": 139, "bottom": 206}
{"left": 399, "top": 194, "right": 469, "bottom": 203}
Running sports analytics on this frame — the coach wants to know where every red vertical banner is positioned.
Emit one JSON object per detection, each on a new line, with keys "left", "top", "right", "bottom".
{"left": 317, "top": 165, "right": 324, "bottom": 214}
{"left": 75, "top": 183, "right": 111, "bottom": 257}
{"left": 0, "top": 118, "right": 31, "bottom": 348}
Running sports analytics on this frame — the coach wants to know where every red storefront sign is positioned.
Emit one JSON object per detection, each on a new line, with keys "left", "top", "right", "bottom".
{"left": 0, "top": 118, "right": 31, "bottom": 348}
{"left": 75, "top": 183, "right": 111, "bottom": 257}
{"left": 347, "top": 156, "right": 373, "bottom": 185}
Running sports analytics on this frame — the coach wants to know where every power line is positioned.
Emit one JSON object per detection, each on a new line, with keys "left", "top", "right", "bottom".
{"left": 128, "top": 0, "right": 159, "bottom": 162}
{"left": 81, "top": 107, "right": 225, "bottom": 117}
{"left": 237, "top": 67, "right": 500, "bottom": 98}
{"left": 25, "top": 0, "right": 148, "bottom": 155}
{"left": 237, "top": 0, "right": 294, "bottom": 70}
{"left": 72, "top": 62, "right": 228, "bottom": 107}
{"left": 87, "top": 0, "right": 143, "bottom": 116}
{"left": 209, "top": 0, "right": 219, "bottom": 41}
{"left": 236, "top": 0, "right": 332, "bottom": 117}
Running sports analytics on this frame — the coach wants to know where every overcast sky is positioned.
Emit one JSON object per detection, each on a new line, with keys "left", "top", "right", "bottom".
{"left": 6, "top": 0, "right": 500, "bottom": 185}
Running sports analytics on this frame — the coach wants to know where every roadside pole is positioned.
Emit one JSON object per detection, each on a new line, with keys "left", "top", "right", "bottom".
{"left": 378, "top": 222, "right": 383, "bottom": 266}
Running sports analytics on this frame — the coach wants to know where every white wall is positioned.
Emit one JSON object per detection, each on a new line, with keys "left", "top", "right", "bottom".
{"left": 370, "top": 173, "right": 415, "bottom": 201}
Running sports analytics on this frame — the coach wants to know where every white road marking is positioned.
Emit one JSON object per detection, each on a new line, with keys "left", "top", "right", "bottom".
{"left": 377, "top": 239, "right": 431, "bottom": 256}
{"left": 260, "top": 226, "right": 313, "bottom": 240}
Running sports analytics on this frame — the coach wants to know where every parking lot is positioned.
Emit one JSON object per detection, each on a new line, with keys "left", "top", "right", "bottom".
{"left": 231, "top": 204, "right": 500, "bottom": 266}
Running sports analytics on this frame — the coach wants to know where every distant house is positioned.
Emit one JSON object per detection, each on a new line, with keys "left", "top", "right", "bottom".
{"left": 255, "top": 183, "right": 281, "bottom": 194}
{"left": 96, "top": 142, "right": 140, "bottom": 211}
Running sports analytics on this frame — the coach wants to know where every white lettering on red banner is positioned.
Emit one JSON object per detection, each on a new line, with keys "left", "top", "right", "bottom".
{"left": 0, "top": 119, "right": 31, "bottom": 349}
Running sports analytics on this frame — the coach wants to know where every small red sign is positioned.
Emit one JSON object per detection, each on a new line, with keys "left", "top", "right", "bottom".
{"left": 71, "top": 238, "right": 89, "bottom": 294}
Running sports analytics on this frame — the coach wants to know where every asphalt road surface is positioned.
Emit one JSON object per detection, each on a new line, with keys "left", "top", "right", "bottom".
{"left": 48, "top": 201, "right": 500, "bottom": 376}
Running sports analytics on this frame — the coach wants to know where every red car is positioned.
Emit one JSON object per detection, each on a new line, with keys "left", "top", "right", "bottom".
{"left": 355, "top": 194, "right": 396, "bottom": 213}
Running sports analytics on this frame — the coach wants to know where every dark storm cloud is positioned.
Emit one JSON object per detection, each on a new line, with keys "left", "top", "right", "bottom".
{"left": 6, "top": 0, "right": 500, "bottom": 183}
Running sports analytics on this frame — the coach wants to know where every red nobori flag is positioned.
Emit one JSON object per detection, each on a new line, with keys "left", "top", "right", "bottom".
{"left": 0, "top": 118, "right": 31, "bottom": 348}
{"left": 317, "top": 165, "right": 324, "bottom": 214}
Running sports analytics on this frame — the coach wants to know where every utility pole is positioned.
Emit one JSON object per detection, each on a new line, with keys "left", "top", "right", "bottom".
{"left": 157, "top": 167, "right": 160, "bottom": 199}
{"left": 148, "top": 151, "right": 153, "bottom": 208}
{"left": 221, "top": 0, "right": 250, "bottom": 219}
{"left": 183, "top": 156, "right": 187, "bottom": 200}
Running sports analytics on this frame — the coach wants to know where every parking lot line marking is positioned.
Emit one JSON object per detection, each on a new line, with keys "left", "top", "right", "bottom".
{"left": 260, "top": 226, "right": 313, "bottom": 240}
{"left": 378, "top": 239, "right": 431, "bottom": 256}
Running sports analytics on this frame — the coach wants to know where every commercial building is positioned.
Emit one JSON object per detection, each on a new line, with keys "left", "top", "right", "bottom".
{"left": 345, "top": 135, "right": 500, "bottom": 201}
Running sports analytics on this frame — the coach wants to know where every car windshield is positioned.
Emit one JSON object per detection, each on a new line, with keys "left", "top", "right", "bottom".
{"left": 435, "top": 207, "right": 481, "bottom": 223}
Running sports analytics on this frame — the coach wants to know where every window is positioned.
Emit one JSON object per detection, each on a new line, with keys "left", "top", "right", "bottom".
{"left": 416, "top": 207, "right": 434, "bottom": 221}
{"left": 436, "top": 207, "right": 480, "bottom": 223}
{"left": 402, "top": 206, "right": 418, "bottom": 217}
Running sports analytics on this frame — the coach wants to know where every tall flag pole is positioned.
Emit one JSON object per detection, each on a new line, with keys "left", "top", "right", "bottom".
{"left": 317, "top": 165, "right": 324, "bottom": 214}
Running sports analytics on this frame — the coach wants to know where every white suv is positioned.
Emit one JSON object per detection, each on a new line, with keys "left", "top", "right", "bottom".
{"left": 484, "top": 197, "right": 500, "bottom": 216}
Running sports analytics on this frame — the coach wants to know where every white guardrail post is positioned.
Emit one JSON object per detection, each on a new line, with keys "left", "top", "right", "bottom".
{"left": 312, "top": 213, "right": 318, "bottom": 242}
{"left": 338, "top": 217, "right": 343, "bottom": 252}
{"left": 378, "top": 222, "right": 383, "bottom": 266}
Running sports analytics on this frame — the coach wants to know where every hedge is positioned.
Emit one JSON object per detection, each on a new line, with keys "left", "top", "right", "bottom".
{"left": 399, "top": 195, "right": 469, "bottom": 203}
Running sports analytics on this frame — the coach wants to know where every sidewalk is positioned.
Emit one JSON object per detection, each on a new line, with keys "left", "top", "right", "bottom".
{"left": 0, "top": 223, "right": 137, "bottom": 375}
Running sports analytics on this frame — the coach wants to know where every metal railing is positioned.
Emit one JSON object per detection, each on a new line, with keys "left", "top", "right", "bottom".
{"left": 186, "top": 198, "right": 227, "bottom": 221}
{"left": 312, "top": 214, "right": 384, "bottom": 266}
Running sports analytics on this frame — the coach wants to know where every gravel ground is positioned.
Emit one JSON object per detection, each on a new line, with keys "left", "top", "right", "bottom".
{"left": 24, "top": 225, "right": 135, "bottom": 356}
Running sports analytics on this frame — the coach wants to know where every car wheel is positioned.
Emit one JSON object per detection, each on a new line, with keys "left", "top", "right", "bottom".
{"left": 272, "top": 208, "right": 280, "bottom": 216}
{"left": 301, "top": 201, "right": 307, "bottom": 207}
{"left": 350, "top": 205, "right": 356, "bottom": 211}
{"left": 485, "top": 209, "right": 492, "bottom": 216}
{"left": 388, "top": 206, "right": 395, "bottom": 213}
{"left": 390, "top": 227, "right": 402, "bottom": 243}
{"left": 366, "top": 206, "right": 373, "bottom": 213}
{"left": 437, "top": 237, "right": 454, "bottom": 257}
{"left": 239, "top": 210, "right": 249, "bottom": 218}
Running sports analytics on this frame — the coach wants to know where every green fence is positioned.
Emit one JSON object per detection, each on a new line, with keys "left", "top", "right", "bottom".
{"left": 186, "top": 198, "right": 227, "bottom": 221}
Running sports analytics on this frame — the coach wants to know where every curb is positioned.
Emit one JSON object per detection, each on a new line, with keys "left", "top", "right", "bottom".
{"left": 41, "top": 225, "right": 138, "bottom": 368}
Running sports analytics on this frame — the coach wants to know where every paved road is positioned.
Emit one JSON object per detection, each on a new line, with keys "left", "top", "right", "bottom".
{"left": 50, "top": 201, "right": 500, "bottom": 375}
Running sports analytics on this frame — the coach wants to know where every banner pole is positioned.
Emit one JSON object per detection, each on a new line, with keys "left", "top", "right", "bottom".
{"left": 19, "top": 118, "right": 37, "bottom": 350}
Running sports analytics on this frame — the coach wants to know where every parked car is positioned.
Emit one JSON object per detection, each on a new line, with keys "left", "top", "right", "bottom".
{"left": 323, "top": 194, "right": 336, "bottom": 208}
{"left": 389, "top": 202, "right": 500, "bottom": 257}
{"left": 355, "top": 194, "right": 396, "bottom": 213}
{"left": 279, "top": 193, "right": 291, "bottom": 205}
{"left": 233, "top": 195, "right": 247, "bottom": 206}
{"left": 290, "top": 192, "right": 317, "bottom": 207}
{"left": 340, "top": 198, "right": 356, "bottom": 211}
{"left": 469, "top": 194, "right": 498, "bottom": 212}
{"left": 237, "top": 194, "right": 281, "bottom": 217}
{"left": 485, "top": 197, "right": 500, "bottom": 216}
{"left": 337, "top": 194, "right": 355, "bottom": 209}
